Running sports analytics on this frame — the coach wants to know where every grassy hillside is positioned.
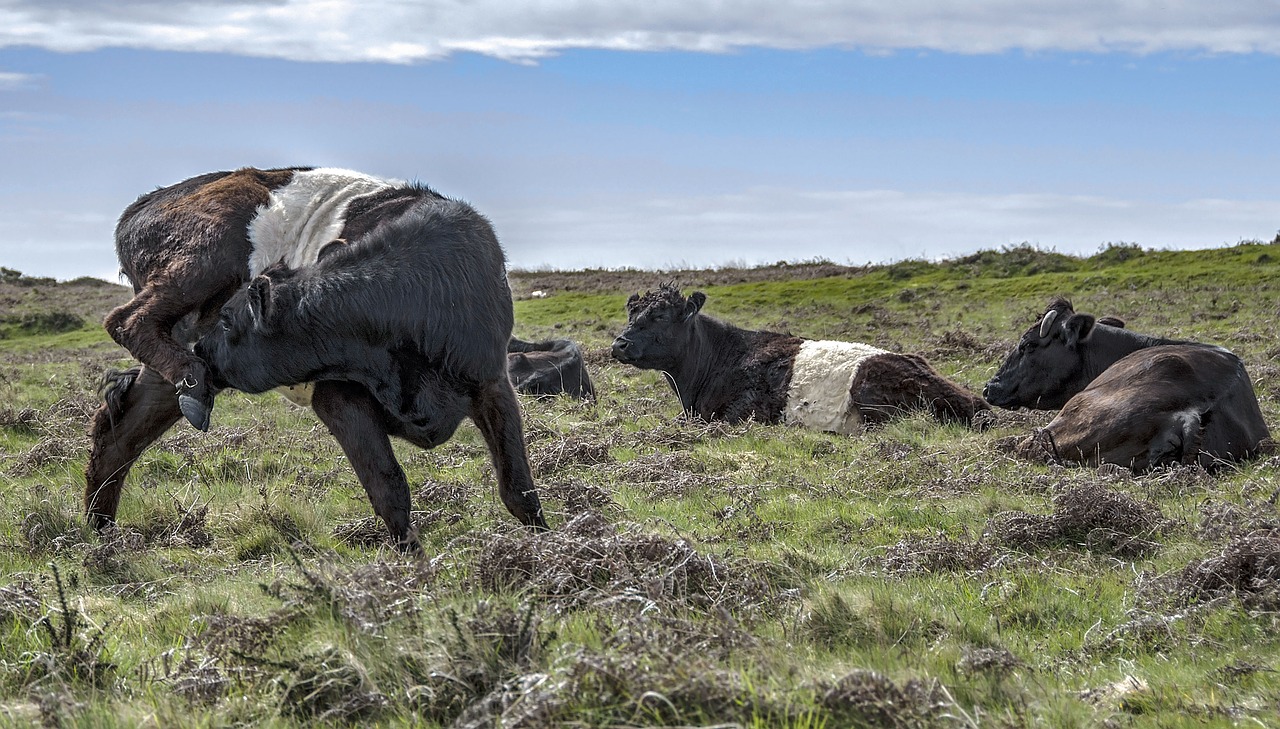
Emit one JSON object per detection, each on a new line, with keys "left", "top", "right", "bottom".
{"left": 2, "top": 242, "right": 1280, "bottom": 727}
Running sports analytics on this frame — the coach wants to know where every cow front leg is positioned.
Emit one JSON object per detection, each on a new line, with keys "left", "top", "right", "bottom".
{"left": 469, "top": 378, "right": 548, "bottom": 530}
{"left": 85, "top": 365, "right": 184, "bottom": 529}
{"left": 310, "top": 381, "right": 420, "bottom": 553}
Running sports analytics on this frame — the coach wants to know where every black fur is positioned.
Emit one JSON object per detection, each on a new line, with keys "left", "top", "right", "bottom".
{"left": 611, "top": 284, "right": 987, "bottom": 428}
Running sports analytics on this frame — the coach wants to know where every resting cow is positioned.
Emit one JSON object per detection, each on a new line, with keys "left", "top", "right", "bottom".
{"left": 507, "top": 337, "right": 596, "bottom": 400}
{"left": 610, "top": 284, "right": 989, "bottom": 430}
{"left": 88, "top": 167, "right": 546, "bottom": 551}
{"left": 986, "top": 297, "right": 1183, "bottom": 410}
{"left": 986, "top": 298, "right": 1270, "bottom": 470}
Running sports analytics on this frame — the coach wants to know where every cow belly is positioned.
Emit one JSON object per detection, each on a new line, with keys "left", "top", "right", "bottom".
{"left": 275, "top": 383, "right": 315, "bottom": 407}
{"left": 786, "top": 340, "right": 888, "bottom": 434}
{"left": 246, "top": 168, "right": 398, "bottom": 275}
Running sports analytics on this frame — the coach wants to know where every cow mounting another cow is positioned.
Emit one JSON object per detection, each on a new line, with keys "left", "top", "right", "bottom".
{"left": 88, "top": 167, "right": 547, "bottom": 551}
{"left": 610, "top": 284, "right": 990, "bottom": 430}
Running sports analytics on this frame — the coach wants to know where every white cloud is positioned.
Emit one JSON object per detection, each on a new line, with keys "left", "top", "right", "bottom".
{"left": 0, "top": 70, "right": 39, "bottom": 89}
{"left": 3, "top": 1, "right": 1280, "bottom": 63}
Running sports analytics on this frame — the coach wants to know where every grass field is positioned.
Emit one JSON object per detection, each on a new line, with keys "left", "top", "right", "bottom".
{"left": 2, "top": 241, "right": 1280, "bottom": 727}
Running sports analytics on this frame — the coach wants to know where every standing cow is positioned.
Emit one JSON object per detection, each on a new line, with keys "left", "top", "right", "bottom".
{"left": 986, "top": 298, "right": 1270, "bottom": 470}
{"left": 610, "top": 284, "right": 989, "bottom": 430}
{"left": 88, "top": 167, "right": 546, "bottom": 551}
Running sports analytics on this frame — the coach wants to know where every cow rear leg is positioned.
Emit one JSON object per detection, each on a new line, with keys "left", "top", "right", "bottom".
{"left": 310, "top": 381, "right": 420, "bottom": 553}
{"left": 469, "top": 378, "right": 548, "bottom": 530}
{"left": 103, "top": 282, "right": 230, "bottom": 432}
{"left": 85, "top": 365, "right": 184, "bottom": 529}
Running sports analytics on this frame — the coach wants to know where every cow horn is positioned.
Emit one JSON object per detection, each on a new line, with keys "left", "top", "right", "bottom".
{"left": 1038, "top": 309, "right": 1059, "bottom": 338}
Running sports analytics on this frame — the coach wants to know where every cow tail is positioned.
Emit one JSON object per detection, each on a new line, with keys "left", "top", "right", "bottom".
{"left": 98, "top": 365, "right": 143, "bottom": 430}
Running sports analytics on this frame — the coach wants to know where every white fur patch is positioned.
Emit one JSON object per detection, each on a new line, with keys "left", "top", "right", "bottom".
{"left": 245, "top": 168, "right": 399, "bottom": 404}
{"left": 785, "top": 340, "right": 888, "bottom": 434}
{"left": 246, "top": 168, "right": 399, "bottom": 275}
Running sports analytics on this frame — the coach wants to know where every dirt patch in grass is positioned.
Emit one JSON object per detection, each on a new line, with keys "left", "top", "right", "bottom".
{"left": 1167, "top": 534, "right": 1280, "bottom": 608}
{"left": 527, "top": 430, "right": 615, "bottom": 476}
{"left": 473, "top": 512, "right": 783, "bottom": 618}
{"left": 881, "top": 534, "right": 995, "bottom": 574}
{"left": 0, "top": 579, "right": 42, "bottom": 624}
{"left": 985, "top": 483, "right": 1170, "bottom": 558}
{"left": 535, "top": 477, "right": 618, "bottom": 515}
{"left": 278, "top": 646, "right": 387, "bottom": 722}
{"left": 612, "top": 452, "right": 728, "bottom": 501}
{"left": 508, "top": 261, "right": 867, "bottom": 298}
{"left": 1197, "top": 499, "right": 1280, "bottom": 543}
{"left": 813, "top": 669, "right": 952, "bottom": 728}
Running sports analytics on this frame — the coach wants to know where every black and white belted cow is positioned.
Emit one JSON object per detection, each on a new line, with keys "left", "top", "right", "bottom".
{"left": 89, "top": 167, "right": 547, "bottom": 551}
{"left": 986, "top": 298, "right": 1271, "bottom": 470}
{"left": 610, "top": 284, "right": 989, "bottom": 430}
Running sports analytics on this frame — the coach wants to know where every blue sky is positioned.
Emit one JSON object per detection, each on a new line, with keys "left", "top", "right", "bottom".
{"left": 2, "top": 2, "right": 1278, "bottom": 281}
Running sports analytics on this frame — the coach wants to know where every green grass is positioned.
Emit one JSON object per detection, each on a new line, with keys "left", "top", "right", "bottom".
{"left": 3, "top": 242, "right": 1280, "bottom": 726}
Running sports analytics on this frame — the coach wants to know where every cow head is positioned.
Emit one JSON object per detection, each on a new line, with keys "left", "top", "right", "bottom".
{"left": 983, "top": 298, "right": 1100, "bottom": 410}
{"left": 194, "top": 263, "right": 312, "bottom": 395}
{"left": 611, "top": 284, "right": 706, "bottom": 371}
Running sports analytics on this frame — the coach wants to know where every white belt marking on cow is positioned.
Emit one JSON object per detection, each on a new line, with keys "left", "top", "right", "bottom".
{"left": 247, "top": 167, "right": 398, "bottom": 275}
{"left": 786, "top": 340, "right": 888, "bottom": 434}
{"left": 245, "top": 168, "right": 401, "bottom": 405}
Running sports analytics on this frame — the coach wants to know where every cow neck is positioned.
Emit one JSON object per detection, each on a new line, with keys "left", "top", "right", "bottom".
{"left": 666, "top": 314, "right": 740, "bottom": 414}
{"left": 1081, "top": 325, "right": 1185, "bottom": 383}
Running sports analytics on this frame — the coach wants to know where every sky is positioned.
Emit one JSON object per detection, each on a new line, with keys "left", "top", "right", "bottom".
{"left": 1, "top": 1, "right": 1278, "bottom": 282}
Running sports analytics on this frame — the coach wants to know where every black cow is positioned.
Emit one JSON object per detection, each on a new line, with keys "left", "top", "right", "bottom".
{"left": 987, "top": 298, "right": 1270, "bottom": 470}
{"left": 1015, "top": 345, "right": 1271, "bottom": 470}
{"left": 610, "top": 284, "right": 989, "bottom": 430}
{"left": 89, "top": 167, "right": 546, "bottom": 551}
{"left": 984, "top": 297, "right": 1183, "bottom": 410}
{"left": 507, "top": 337, "right": 596, "bottom": 400}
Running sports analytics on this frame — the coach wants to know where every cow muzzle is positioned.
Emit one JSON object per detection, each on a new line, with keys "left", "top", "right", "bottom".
{"left": 982, "top": 378, "right": 1017, "bottom": 409}
{"left": 610, "top": 337, "right": 636, "bottom": 363}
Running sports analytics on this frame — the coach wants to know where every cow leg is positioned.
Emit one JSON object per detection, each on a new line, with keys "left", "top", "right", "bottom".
{"left": 309, "top": 381, "right": 420, "bottom": 553}
{"left": 85, "top": 365, "right": 184, "bottom": 529}
{"left": 103, "top": 276, "right": 237, "bottom": 432}
{"left": 469, "top": 378, "right": 548, "bottom": 530}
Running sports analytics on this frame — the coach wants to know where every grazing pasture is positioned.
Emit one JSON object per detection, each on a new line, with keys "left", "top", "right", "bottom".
{"left": 3, "top": 241, "right": 1280, "bottom": 726}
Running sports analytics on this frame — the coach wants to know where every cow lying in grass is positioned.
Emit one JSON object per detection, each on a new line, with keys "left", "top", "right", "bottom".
{"left": 987, "top": 298, "right": 1271, "bottom": 470}
{"left": 89, "top": 167, "right": 546, "bottom": 551}
{"left": 610, "top": 284, "right": 989, "bottom": 430}
{"left": 507, "top": 337, "right": 596, "bottom": 400}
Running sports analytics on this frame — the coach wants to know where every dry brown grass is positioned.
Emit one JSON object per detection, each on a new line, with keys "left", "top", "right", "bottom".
{"left": 985, "top": 483, "right": 1170, "bottom": 557}
{"left": 473, "top": 512, "right": 784, "bottom": 618}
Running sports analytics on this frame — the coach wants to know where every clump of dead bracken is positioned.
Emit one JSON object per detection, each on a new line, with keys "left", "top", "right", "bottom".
{"left": 473, "top": 511, "right": 787, "bottom": 619}
{"left": 985, "top": 482, "right": 1171, "bottom": 558}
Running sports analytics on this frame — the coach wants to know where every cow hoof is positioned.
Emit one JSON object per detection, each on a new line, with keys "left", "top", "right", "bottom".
{"left": 178, "top": 394, "right": 211, "bottom": 432}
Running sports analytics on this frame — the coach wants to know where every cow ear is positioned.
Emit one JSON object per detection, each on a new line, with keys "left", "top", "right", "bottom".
{"left": 317, "top": 239, "right": 346, "bottom": 262}
{"left": 1098, "top": 316, "right": 1125, "bottom": 329}
{"left": 683, "top": 291, "right": 706, "bottom": 321}
{"left": 247, "top": 276, "right": 272, "bottom": 329}
{"left": 1063, "top": 313, "right": 1096, "bottom": 348}
{"left": 627, "top": 293, "right": 640, "bottom": 306}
